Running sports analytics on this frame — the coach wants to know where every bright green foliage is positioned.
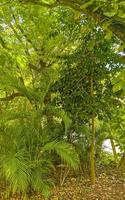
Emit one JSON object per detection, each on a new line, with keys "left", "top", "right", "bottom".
{"left": 0, "top": 0, "right": 125, "bottom": 197}
{"left": 1, "top": 152, "right": 30, "bottom": 194}
{"left": 13, "top": 0, "right": 125, "bottom": 42}
{"left": 42, "top": 141, "right": 79, "bottom": 169}
{"left": 0, "top": 110, "right": 79, "bottom": 196}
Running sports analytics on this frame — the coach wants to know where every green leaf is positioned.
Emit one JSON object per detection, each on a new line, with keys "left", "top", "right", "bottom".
{"left": 118, "top": 10, "right": 125, "bottom": 19}
{"left": 1, "top": 152, "right": 30, "bottom": 193}
{"left": 104, "top": 30, "right": 112, "bottom": 40}
{"left": 48, "top": 106, "right": 72, "bottom": 133}
{"left": 80, "top": 0, "right": 94, "bottom": 9}
{"left": 104, "top": 4, "right": 118, "bottom": 18}
{"left": 104, "top": 11, "right": 117, "bottom": 17}
{"left": 119, "top": 1, "right": 125, "bottom": 6}
{"left": 42, "top": 141, "right": 80, "bottom": 169}
{"left": 102, "top": 21, "right": 111, "bottom": 30}
{"left": 31, "top": 168, "right": 52, "bottom": 197}
{"left": 118, "top": 44, "right": 125, "bottom": 52}
{"left": 16, "top": 56, "right": 27, "bottom": 69}
{"left": 113, "top": 82, "right": 122, "bottom": 92}
{"left": 87, "top": 40, "right": 95, "bottom": 51}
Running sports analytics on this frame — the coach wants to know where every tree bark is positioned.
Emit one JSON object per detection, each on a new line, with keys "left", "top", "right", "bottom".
{"left": 119, "top": 151, "right": 125, "bottom": 169}
{"left": 90, "top": 75, "right": 96, "bottom": 185}
{"left": 110, "top": 138, "right": 118, "bottom": 163}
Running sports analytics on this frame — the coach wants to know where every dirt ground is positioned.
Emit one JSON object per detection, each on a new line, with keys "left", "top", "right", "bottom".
{"left": 1, "top": 168, "right": 125, "bottom": 200}
{"left": 31, "top": 168, "right": 125, "bottom": 200}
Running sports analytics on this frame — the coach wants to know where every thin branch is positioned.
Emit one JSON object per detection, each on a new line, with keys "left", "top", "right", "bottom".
{"left": 0, "top": 0, "right": 12, "bottom": 6}
{"left": 0, "top": 92, "right": 24, "bottom": 101}
{"left": 18, "top": 0, "right": 125, "bottom": 42}
{"left": 19, "top": 0, "right": 58, "bottom": 8}
{"left": 0, "top": 36, "right": 11, "bottom": 50}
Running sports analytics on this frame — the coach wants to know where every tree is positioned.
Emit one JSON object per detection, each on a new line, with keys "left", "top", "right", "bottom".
{"left": 16, "top": 0, "right": 125, "bottom": 42}
{"left": 53, "top": 27, "right": 122, "bottom": 184}
{"left": 0, "top": 4, "right": 81, "bottom": 197}
{"left": 0, "top": 0, "right": 125, "bottom": 198}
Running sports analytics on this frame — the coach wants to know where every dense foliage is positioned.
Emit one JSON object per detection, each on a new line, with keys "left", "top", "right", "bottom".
{"left": 0, "top": 0, "right": 125, "bottom": 198}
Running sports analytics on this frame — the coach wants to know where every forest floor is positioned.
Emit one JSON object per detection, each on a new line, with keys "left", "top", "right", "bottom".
{"left": 32, "top": 167, "right": 125, "bottom": 200}
{"left": 1, "top": 167, "right": 125, "bottom": 200}
{"left": 50, "top": 173, "right": 125, "bottom": 200}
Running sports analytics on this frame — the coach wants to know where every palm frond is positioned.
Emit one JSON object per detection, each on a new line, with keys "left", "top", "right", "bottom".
{"left": 31, "top": 167, "right": 52, "bottom": 197}
{"left": 1, "top": 152, "right": 30, "bottom": 193}
{"left": 42, "top": 141, "right": 80, "bottom": 169}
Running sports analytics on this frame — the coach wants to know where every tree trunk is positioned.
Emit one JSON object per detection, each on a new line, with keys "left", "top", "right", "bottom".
{"left": 119, "top": 151, "right": 125, "bottom": 169}
{"left": 90, "top": 75, "right": 96, "bottom": 185}
{"left": 110, "top": 139, "right": 118, "bottom": 163}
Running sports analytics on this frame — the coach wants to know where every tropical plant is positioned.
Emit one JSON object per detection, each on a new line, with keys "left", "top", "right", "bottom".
{"left": 0, "top": 1, "right": 125, "bottom": 198}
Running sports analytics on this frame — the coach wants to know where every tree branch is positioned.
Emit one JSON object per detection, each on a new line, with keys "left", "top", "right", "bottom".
{"left": 0, "top": 92, "right": 24, "bottom": 101}
{"left": 0, "top": 0, "right": 12, "bottom": 7}
{"left": 19, "top": 0, "right": 58, "bottom": 8}
{"left": 18, "top": 0, "right": 125, "bottom": 42}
